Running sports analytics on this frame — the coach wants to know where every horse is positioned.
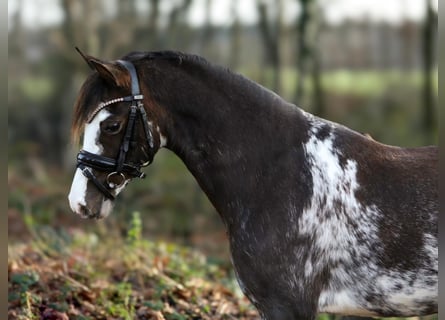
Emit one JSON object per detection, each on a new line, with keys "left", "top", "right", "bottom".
{"left": 68, "top": 50, "right": 438, "bottom": 320}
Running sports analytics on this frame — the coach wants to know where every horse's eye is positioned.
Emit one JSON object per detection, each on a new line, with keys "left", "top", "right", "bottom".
{"left": 102, "top": 121, "right": 122, "bottom": 134}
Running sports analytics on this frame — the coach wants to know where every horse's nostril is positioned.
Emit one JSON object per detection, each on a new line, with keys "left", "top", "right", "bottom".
{"left": 77, "top": 204, "right": 103, "bottom": 219}
{"left": 78, "top": 204, "right": 90, "bottom": 218}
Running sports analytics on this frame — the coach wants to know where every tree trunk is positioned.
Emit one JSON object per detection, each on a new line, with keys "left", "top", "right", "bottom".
{"left": 295, "top": 0, "right": 325, "bottom": 116}
{"left": 167, "top": 0, "right": 193, "bottom": 49}
{"left": 421, "top": 0, "right": 437, "bottom": 143}
{"left": 311, "top": 46, "right": 325, "bottom": 116}
{"left": 309, "top": 1, "right": 325, "bottom": 117}
{"left": 256, "top": 0, "right": 282, "bottom": 93}
{"left": 198, "top": 0, "right": 215, "bottom": 57}
{"left": 229, "top": 0, "right": 241, "bottom": 70}
{"left": 295, "top": 0, "right": 310, "bottom": 104}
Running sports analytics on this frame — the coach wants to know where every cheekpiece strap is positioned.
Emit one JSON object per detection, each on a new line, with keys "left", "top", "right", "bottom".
{"left": 117, "top": 60, "right": 142, "bottom": 97}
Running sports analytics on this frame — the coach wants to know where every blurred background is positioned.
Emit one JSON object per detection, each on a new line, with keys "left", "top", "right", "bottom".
{"left": 8, "top": 0, "right": 438, "bottom": 262}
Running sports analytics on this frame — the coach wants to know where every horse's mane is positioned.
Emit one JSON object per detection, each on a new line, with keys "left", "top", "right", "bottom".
{"left": 71, "top": 51, "right": 273, "bottom": 145}
{"left": 71, "top": 51, "right": 211, "bottom": 144}
{"left": 122, "top": 50, "right": 210, "bottom": 67}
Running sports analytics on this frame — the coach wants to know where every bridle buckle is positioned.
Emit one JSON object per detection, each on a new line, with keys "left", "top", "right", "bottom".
{"left": 106, "top": 172, "right": 126, "bottom": 189}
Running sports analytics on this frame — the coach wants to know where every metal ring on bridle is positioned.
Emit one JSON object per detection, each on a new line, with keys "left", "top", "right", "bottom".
{"left": 106, "top": 172, "right": 126, "bottom": 189}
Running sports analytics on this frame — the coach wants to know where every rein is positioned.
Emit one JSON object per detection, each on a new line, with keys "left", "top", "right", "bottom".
{"left": 76, "top": 60, "right": 155, "bottom": 200}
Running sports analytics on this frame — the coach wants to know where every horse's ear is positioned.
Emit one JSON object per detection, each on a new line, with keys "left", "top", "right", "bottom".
{"left": 75, "top": 47, "right": 95, "bottom": 70}
{"left": 75, "top": 47, "right": 128, "bottom": 87}
{"left": 87, "top": 58, "right": 127, "bottom": 87}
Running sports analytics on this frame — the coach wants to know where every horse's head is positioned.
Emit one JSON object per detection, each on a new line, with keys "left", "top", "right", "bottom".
{"left": 68, "top": 51, "right": 166, "bottom": 219}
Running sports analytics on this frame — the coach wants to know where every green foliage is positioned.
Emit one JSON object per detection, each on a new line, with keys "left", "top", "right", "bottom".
{"left": 127, "top": 211, "right": 143, "bottom": 247}
{"left": 11, "top": 271, "right": 39, "bottom": 289}
{"left": 20, "top": 76, "right": 54, "bottom": 102}
{"left": 9, "top": 272, "right": 41, "bottom": 319}
{"left": 143, "top": 300, "right": 163, "bottom": 310}
{"left": 247, "top": 68, "right": 437, "bottom": 103}
{"left": 166, "top": 313, "right": 188, "bottom": 320}
{"left": 101, "top": 282, "right": 135, "bottom": 319}
{"left": 8, "top": 215, "right": 257, "bottom": 319}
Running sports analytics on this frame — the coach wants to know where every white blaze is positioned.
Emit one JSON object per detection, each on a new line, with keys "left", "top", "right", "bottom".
{"left": 68, "top": 109, "right": 110, "bottom": 214}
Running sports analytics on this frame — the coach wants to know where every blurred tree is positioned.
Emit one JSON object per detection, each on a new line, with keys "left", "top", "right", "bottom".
{"left": 229, "top": 0, "right": 241, "bottom": 70}
{"left": 256, "top": 0, "right": 283, "bottom": 93}
{"left": 399, "top": 20, "right": 416, "bottom": 71}
{"left": 421, "top": 0, "right": 437, "bottom": 143}
{"left": 295, "top": 0, "right": 325, "bottom": 116}
{"left": 166, "top": 0, "right": 193, "bottom": 49}
{"left": 8, "top": 0, "right": 24, "bottom": 59}
{"left": 295, "top": 0, "right": 310, "bottom": 101}
{"left": 32, "top": 0, "right": 79, "bottom": 165}
{"left": 199, "top": 0, "right": 215, "bottom": 57}
{"left": 146, "top": 0, "right": 161, "bottom": 48}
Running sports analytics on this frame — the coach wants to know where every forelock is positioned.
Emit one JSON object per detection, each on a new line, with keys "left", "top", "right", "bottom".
{"left": 71, "top": 73, "right": 108, "bottom": 145}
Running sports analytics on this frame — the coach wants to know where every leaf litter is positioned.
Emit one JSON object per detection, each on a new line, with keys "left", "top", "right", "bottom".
{"left": 8, "top": 227, "right": 259, "bottom": 320}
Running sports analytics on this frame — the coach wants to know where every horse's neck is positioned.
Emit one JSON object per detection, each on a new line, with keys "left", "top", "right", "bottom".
{"left": 162, "top": 73, "right": 311, "bottom": 225}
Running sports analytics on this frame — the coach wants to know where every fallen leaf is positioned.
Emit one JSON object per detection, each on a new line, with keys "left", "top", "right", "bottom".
{"left": 41, "top": 308, "right": 69, "bottom": 320}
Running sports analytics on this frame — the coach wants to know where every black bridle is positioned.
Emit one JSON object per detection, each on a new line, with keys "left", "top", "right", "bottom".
{"left": 76, "top": 60, "right": 155, "bottom": 200}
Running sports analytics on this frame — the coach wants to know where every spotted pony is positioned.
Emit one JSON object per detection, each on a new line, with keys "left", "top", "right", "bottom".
{"left": 68, "top": 50, "right": 438, "bottom": 320}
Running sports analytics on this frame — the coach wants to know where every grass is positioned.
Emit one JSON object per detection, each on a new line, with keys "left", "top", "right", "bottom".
{"left": 8, "top": 211, "right": 257, "bottom": 319}
{"left": 239, "top": 68, "right": 438, "bottom": 101}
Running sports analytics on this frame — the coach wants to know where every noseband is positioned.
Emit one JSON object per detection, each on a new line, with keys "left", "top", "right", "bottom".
{"left": 76, "top": 60, "right": 155, "bottom": 200}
